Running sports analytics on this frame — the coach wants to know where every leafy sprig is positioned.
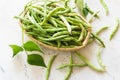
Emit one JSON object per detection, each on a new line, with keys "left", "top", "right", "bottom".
{"left": 10, "top": 41, "right": 46, "bottom": 67}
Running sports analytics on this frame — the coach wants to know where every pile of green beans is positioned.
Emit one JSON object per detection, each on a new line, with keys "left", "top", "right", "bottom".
{"left": 16, "top": 1, "right": 91, "bottom": 48}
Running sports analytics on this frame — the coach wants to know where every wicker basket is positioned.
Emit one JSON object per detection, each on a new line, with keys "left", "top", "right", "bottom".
{"left": 19, "top": 2, "right": 92, "bottom": 51}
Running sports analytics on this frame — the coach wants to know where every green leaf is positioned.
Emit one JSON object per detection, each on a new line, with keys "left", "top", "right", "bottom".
{"left": 83, "top": 3, "right": 89, "bottom": 17}
{"left": 9, "top": 45, "right": 23, "bottom": 57}
{"left": 83, "top": 7, "right": 88, "bottom": 16}
{"left": 27, "top": 54, "right": 46, "bottom": 67}
{"left": 23, "top": 41, "right": 43, "bottom": 53}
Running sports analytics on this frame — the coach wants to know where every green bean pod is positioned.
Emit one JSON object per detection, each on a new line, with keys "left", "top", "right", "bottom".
{"left": 91, "top": 33, "right": 105, "bottom": 47}
{"left": 96, "top": 26, "right": 108, "bottom": 35}
{"left": 110, "top": 18, "right": 119, "bottom": 40}
{"left": 76, "top": 52, "right": 105, "bottom": 72}
{"left": 57, "top": 63, "right": 87, "bottom": 69}
{"left": 99, "top": 0, "right": 109, "bottom": 15}
{"left": 46, "top": 55, "right": 57, "bottom": 80}
{"left": 97, "top": 47, "right": 106, "bottom": 70}
{"left": 64, "top": 53, "right": 73, "bottom": 80}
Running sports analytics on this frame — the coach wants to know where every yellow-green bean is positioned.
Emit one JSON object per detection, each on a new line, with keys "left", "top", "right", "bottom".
{"left": 59, "top": 15, "right": 72, "bottom": 34}
{"left": 78, "top": 24, "right": 86, "bottom": 41}
{"left": 97, "top": 47, "right": 106, "bottom": 70}
{"left": 46, "top": 55, "right": 57, "bottom": 80}
{"left": 96, "top": 26, "right": 108, "bottom": 35}
{"left": 75, "top": 0, "right": 84, "bottom": 16}
{"left": 91, "top": 33, "right": 105, "bottom": 47}
{"left": 38, "top": 35, "right": 69, "bottom": 41}
{"left": 89, "top": 11, "right": 100, "bottom": 22}
{"left": 41, "top": 7, "right": 65, "bottom": 25}
{"left": 110, "top": 18, "right": 119, "bottom": 40}
{"left": 64, "top": 53, "right": 73, "bottom": 80}
{"left": 57, "top": 63, "right": 87, "bottom": 69}
{"left": 76, "top": 52, "right": 105, "bottom": 72}
{"left": 49, "top": 18, "right": 58, "bottom": 27}
{"left": 86, "top": 5, "right": 99, "bottom": 18}
{"left": 99, "top": 0, "right": 109, "bottom": 15}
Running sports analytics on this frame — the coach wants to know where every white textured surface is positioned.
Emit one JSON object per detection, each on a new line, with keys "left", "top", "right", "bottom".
{"left": 0, "top": 0, "right": 120, "bottom": 80}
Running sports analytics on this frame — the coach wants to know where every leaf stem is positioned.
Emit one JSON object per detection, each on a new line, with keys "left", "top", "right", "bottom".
{"left": 22, "top": 26, "right": 24, "bottom": 45}
{"left": 21, "top": 25, "right": 28, "bottom": 55}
